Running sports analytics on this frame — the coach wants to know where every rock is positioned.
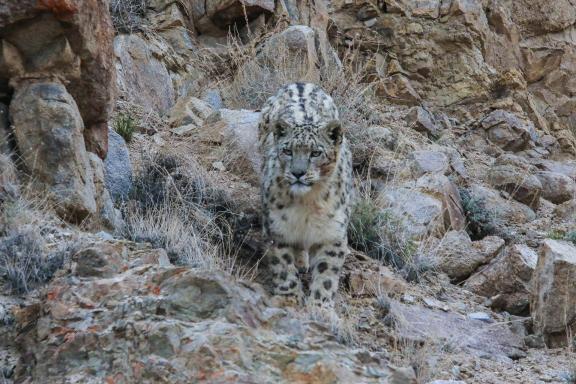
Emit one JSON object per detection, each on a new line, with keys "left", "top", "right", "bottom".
{"left": 535, "top": 171, "right": 576, "bottom": 204}
{"left": 0, "top": 0, "right": 116, "bottom": 159}
{"left": 202, "top": 88, "right": 223, "bottom": 110}
{"left": 254, "top": 25, "right": 341, "bottom": 86}
{"left": 378, "top": 74, "right": 422, "bottom": 106}
{"left": 487, "top": 164, "right": 542, "bottom": 209}
{"left": 432, "top": 230, "right": 501, "bottom": 281}
{"left": 10, "top": 81, "right": 96, "bottom": 222}
{"left": 218, "top": 108, "right": 262, "bottom": 173}
{"left": 73, "top": 243, "right": 127, "bottom": 278}
{"left": 478, "top": 110, "right": 537, "bottom": 152}
{"left": 467, "top": 312, "right": 493, "bottom": 323}
{"left": 104, "top": 127, "right": 133, "bottom": 202}
{"left": 409, "top": 150, "right": 449, "bottom": 177}
{"left": 416, "top": 174, "right": 466, "bottom": 232}
{"left": 378, "top": 187, "right": 444, "bottom": 239}
{"left": 468, "top": 184, "right": 536, "bottom": 227}
{"left": 465, "top": 244, "right": 538, "bottom": 315}
{"left": 89, "top": 153, "right": 124, "bottom": 232}
{"left": 167, "top": 96, "right": 214, "bottom": 128}
{"left": 193, "top": 0, "right": 275, "bottom": 35}
{"left": 533, "top": 159, "right": 576, "bottom": 180}
{"left": 554, "top": 199, "right": 576, "bottom": 222}
{"left": 393, "top": 301, "right": 526, "bottom": 362}
{"left": 114, "top": 34, "right": 175, "bottom": 114}
{"left": 346, "top": 264, "right": 407, "bottom": 297}
{"left": 12, "top": 241, "right": 394, "bottom": 383}
{"left": 406, "top": 107, "right": 441, "bottom": 137}
{"left": 532, "top": 239, "right": 576, "bottom": 347}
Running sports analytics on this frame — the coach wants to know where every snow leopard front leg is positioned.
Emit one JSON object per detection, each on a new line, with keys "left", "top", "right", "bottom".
{"left": 308, "top": 239, "right": 349, "bottom": 306}
{"left": 268, "top": 243, "right": 305, "bottom": 302}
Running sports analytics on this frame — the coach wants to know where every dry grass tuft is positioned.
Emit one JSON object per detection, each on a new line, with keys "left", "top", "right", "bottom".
{"left": 109, "top": 0, "right": 148, "bottom": 34}
{"left": 122, "top": 151, "right": 254, "bottom": 277}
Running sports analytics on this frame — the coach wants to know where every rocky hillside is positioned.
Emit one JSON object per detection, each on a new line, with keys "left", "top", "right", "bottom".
{"left": 1, "top": 0, "right": 576, "bottom": 383}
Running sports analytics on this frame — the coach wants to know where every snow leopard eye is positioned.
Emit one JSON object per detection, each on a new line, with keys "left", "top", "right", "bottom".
{"left": 311, "top": 150, "right": 322, "bottom": 157}
{"left": 282, "top": 148, "right": 293, "bottom": 156}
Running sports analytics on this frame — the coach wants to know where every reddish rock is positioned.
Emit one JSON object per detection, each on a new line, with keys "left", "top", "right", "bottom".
{"left": 0, "top": 0, "right": 116, "bottom": 158}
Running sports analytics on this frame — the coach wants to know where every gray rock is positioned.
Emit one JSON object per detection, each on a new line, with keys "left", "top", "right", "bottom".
{"left": 432, "top": 230, "right": 501, "bottom": 280}
{"left": 10, "top": 81, "right": 97, "bottom": 222}
{"left": 406, "top": 106, "right": 441, "bottom": 136}
{"left": 479, "top": 110, "right": 537, "bottom": 152}
{"left": 535, "top": 171, "right": 576, "bottom": 204}
{"left": 114, "top": 34, "right": 175, "bottom": 114}
{"left": 532, "top": 239, "right": 576, "bottom": 347}
{"left": 104, "top": 127, "right": 132, "bottom": 202}
{"left": 377, "top": 186, "right": 444, "bottom": 239}
{"left": 468, "top": 184, "right": 536, "bottom": 227}
{"left": 465, "top": 244, "right": 537, "bottom": 315}
{"left": 410, "top": 150, "right": 449, "bottom": 177}
{"left": 467, "top": 312, "right": 493, "bottom": 323}
{"left": 90, "top": 153, "right": 124, "bottom": 231}
{"left": 219, "top": 108, "right": 262, "bottom": 173}
{"left": 202, "top": 88, "right": 224, "bottom": 110}
{"left": 487, "top": 164, "right": 542, "bottom": 210}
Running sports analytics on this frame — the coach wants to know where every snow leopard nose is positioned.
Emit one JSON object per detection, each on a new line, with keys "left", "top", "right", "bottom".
{"left": 292, "top": 170, "right": 306, "bottom": 179}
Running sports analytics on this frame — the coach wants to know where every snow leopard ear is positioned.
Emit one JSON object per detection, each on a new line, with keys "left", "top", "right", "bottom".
{"left": 324, "top": 120, "right": 342, "bottom": 145}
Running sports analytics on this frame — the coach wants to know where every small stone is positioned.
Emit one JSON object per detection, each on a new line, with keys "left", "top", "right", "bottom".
{"left": 467, "top": 312, "right": 493, "bottom": 323}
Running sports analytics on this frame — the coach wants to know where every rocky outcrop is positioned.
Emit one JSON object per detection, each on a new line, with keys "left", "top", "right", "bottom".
{"left": 432, "top": 231, "right": 504, "bottom": 281}
{"left": 104, "top": 127, "right": 133, "bottom": 202}
{"left": 535, "top": 171, "right": 576, "bottom": 204}
{"left": 465, "top": 244, "right": 538, "bottom": 315}
{"left": 10, "top": 81, "right": 97, "bottom": 222}
{"left": 12, "top": 240, "right": 398, "bottom": 383}
{"left": 531, "top": 239, "right": 576, "bottom": 347}
{"left": 0, "top": 0, "right": 116, "bottom": 158}
{"left": 114, "top": 34, "right": 176, "bottom": 115}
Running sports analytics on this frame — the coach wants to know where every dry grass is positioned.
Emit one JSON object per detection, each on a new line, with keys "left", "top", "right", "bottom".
{"left": 110, "top": 0, "right": 148, "bottom": 34}
{"left": 122, "top": 151, "right": 255, "bottom": 278}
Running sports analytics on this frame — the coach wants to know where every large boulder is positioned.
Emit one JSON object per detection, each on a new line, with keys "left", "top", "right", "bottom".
{"left": 535, "top": 171, "right": 576, "bottom": 204}
{"left": 531, "top": 239, "right": 576, "bottom": 347}
{"left": 467, "top": 184, "right": 536, "bottom": 228}
{"left": 432, "top": 230, "right": 504, "bottom": 281}
{"left": 478, "top": 110, "right": 537, "bottom": 152}
{"left": 193, "top": 0, "right": 275, "bottom": 35}
{"left": 10, "top": 81, "right": 96, "bottom": 222}
{"left": 416, "top": 174, "right": 466, "bottom": 232}
{"left": 114, "top": 34, "right": 175, "bottom": 115}
{"left": 218, "top": 108, "right": 262, "bottom": 174}
{"left": 464, "top": 244, "right": 538, "bottom": 315}
{"left": 409, "top": 150, "right": 449, "bottom": 177}
{"left": 104, "top": 127, "right": 133, "bottom": 202}
{"left": 0, "top": 0, "right": 116, "bottom": 158}
{"left": 487, "top": 164, "right": 542, "bottom": 210}
{"left": 89, "top": 153, "right": 124, "bottom": 232}
{"left": 11, "top": 240, "right": 399, "bottom": 383}
{"left": 377, "top": 187, "right": 444, "bottom": 239}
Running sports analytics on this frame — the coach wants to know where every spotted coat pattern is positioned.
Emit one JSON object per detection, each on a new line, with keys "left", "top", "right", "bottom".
{"left": 258, "top": 83, "right": 354, "bottom": 306}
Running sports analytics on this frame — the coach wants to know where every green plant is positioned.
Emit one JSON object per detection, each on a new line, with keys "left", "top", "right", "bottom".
{"left": 546, "top": 230, "right": 576, "bottom": 245}
{"left": 113, "top": 113, "right": 136, "bottom": 143}
{"left": 459, "top": 187, "right": 497, "bottom": 240}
